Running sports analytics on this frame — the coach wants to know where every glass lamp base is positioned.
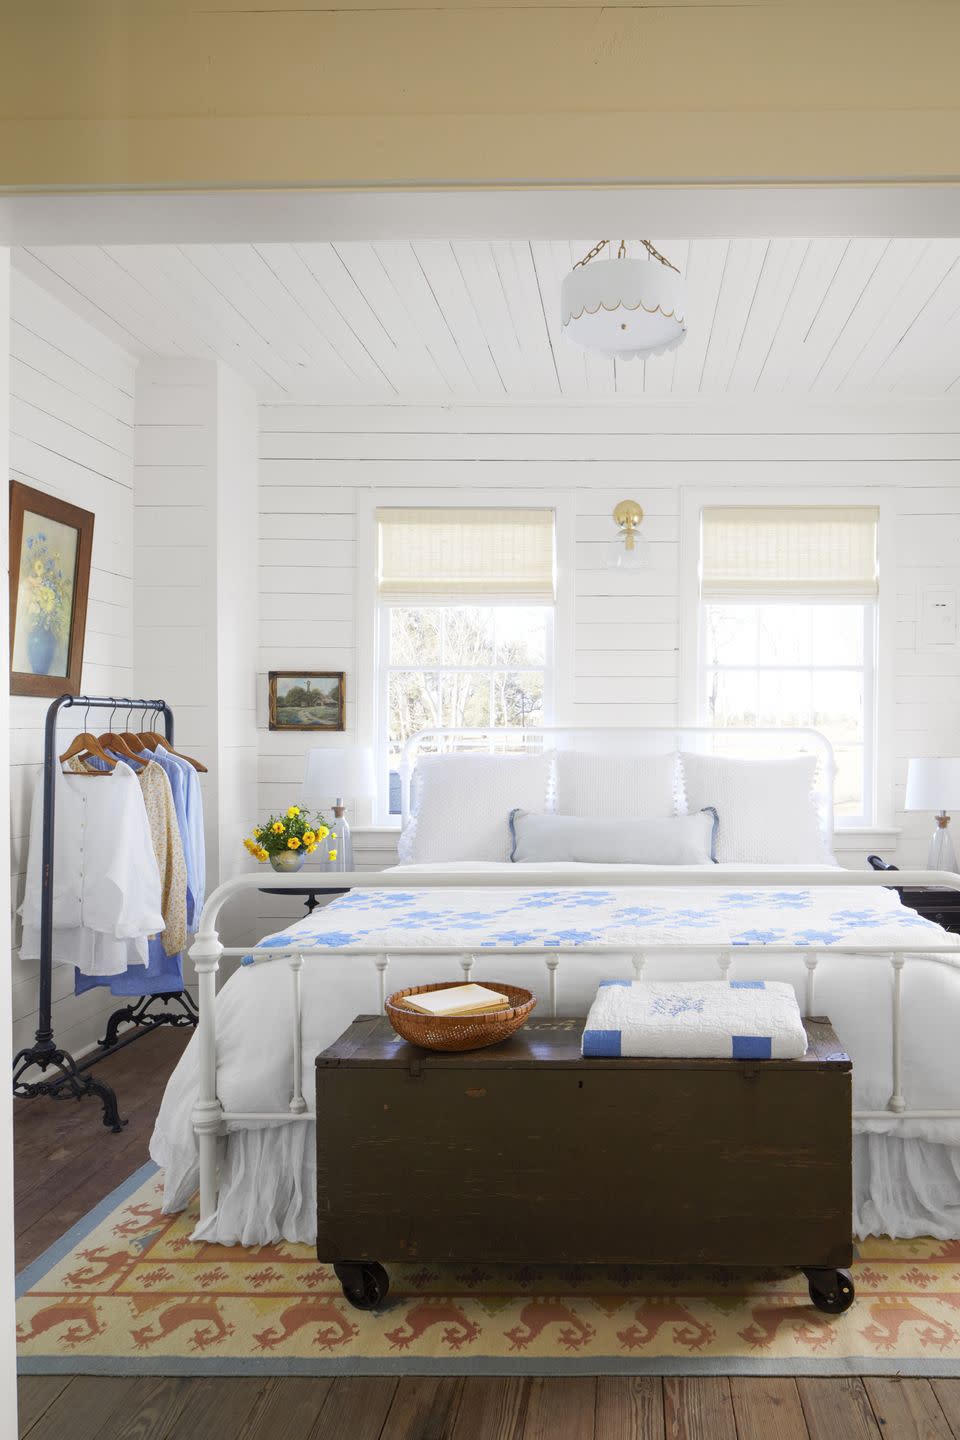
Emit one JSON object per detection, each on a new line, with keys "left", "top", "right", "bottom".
{"left": 928, "top": 815, "right": 958, "bottom": 873}
{"left": 321, "top": 812, "right": 353, "bottom": 873}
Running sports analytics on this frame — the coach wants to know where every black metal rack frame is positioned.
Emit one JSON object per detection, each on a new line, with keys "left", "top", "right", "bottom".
{"left": 11, "top": 694, "right": 199, "bottom": 1132}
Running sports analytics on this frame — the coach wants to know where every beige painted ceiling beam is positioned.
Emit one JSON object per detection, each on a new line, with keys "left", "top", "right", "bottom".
{"left": 1, "top": 1, "right": 958, "bottom": 190}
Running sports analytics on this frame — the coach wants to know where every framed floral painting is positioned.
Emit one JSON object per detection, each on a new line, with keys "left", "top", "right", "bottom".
{"left": 9, "top": 481, "right": 95, "bottom": 698}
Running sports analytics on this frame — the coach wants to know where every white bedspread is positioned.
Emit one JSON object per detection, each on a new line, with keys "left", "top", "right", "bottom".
{"left": 151, "top": 864, "right": 960, "bottom": 1245}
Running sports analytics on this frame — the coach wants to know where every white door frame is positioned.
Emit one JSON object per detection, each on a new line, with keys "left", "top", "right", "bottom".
{"left": 2, "top": 181, "right": 957, "bottom": 1413}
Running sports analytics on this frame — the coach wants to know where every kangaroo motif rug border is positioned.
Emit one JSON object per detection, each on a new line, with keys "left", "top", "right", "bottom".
{"left": 16, "top": 1164, "right": 960, "bottom": 1376}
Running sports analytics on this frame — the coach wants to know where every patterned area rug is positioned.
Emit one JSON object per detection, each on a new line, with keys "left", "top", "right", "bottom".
{"left": 16, "top": 1163, "right": 960, "bottom": 1376}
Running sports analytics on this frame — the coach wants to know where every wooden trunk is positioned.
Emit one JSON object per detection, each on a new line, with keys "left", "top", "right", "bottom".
{"left": 316, "top": 1015, "right": 852, "bottom": 1272}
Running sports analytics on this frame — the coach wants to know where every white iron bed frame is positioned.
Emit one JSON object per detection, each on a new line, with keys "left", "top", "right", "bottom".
{"left": 188, "top": 727, "right": 960, "bottom": 1225}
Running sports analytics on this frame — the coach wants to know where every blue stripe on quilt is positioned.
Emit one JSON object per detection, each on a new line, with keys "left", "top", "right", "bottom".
{"left": 582, "top": 1028, "right": 622, "bottom": 1057}
{"left": 731, "top": 1035, "right": 773, "bottom": 1059}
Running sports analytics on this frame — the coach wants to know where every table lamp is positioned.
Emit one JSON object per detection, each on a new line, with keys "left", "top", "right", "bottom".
{"left": 302, "top": 745, "right": 375, "bottom": 872}
{"left": 905, "top": 758, "right": 960, "bottom": 872}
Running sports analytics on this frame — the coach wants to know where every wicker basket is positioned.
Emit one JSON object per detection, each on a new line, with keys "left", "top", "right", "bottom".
{"left": 385, "top": 981, "right": 536, "bottom": 1053}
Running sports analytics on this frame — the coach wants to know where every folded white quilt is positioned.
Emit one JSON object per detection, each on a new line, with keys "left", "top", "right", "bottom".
{"left": 581, "top": 979, "right": 808, "bottom": 1059}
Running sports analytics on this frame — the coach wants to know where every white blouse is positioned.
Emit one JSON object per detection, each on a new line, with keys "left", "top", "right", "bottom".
{"left": 20, "top": 762, "right": 165, "bottom": 975}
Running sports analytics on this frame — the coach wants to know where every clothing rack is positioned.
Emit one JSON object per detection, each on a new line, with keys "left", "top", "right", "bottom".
{"left": 11, "top": 694, "right": 199, "bottom": 1133}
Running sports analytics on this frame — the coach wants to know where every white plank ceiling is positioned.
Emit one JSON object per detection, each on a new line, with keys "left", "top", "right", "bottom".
{"left": 14, "top": 239, "right": 960, "bottom": 404}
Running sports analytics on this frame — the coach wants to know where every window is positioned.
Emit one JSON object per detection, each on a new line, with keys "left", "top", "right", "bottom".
{"left": 375, "top": 508, "right": 556, "bottom": 818}
{"left": 698, "top": 506, "right": 879, "bottom": 826}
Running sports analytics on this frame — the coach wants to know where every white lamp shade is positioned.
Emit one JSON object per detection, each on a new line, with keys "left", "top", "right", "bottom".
{"left": 905, "top": 758, "right": 960, "bottom": 812}
{"left": 561, "top": 256, "right": 686, "bottom": 359}
{"left": 302, "top": 746, "right": 375, "bottom": 806}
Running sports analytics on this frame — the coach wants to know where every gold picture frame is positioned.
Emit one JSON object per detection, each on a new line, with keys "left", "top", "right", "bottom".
{"left": 268, "top": 671, "right": 345, "bottom": 731}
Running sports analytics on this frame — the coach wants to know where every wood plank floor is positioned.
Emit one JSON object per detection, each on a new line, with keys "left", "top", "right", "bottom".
{"left": 14, "top": 1030, "right": 960, "bottom": 1439}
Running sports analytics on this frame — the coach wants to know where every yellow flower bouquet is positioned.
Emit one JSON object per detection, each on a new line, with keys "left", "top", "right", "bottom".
{"left": 242, "top": 805, "right": 334, "bottom": 872}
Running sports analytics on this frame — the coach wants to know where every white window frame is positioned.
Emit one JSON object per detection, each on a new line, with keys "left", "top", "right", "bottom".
{"left": 357, "top": 489, "right": 575, "bottom": 829}
{"left": 376, "top": 600, "right": 555, "bottom": 823}
{"left": 698, "top": 595, "right": 877, "bottom": 826}
{"left": 679, "top": 486, "right": 896, "bottom": 837}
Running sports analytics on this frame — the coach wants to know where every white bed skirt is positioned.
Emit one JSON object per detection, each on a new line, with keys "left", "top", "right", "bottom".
{"left": 152, "top": 1122, "right": 960, "bottom": 1248}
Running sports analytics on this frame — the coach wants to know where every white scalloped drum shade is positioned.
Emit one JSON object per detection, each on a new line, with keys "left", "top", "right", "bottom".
{"left": 561, "top": 256, "right": 687, "bottom": 359}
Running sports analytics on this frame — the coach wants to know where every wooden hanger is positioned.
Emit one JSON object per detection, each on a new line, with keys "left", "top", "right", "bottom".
{"left": 118, "top": 707, "right": 151, "bottom": 759}
{"left": 59, "top": 732, "right": 117, "bottom": 771}
{"left": 98, "top": 731, "right": 147, "bottom": 771}
{"left": 93, "top": 705, "right": 146, "bottom": 772}
{"left": 123, "top": 705, "right": 208, "bottom": 775}
{"left": 139, "top": 728, "right": 208, "bottom": 774}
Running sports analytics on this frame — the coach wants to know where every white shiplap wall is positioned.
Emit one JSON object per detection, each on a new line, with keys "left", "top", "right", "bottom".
{"left": 133, "top": 358, "right": 260, "bottom": 952}
{"left": 133, "top": 359, "right": 219, "bottom": 858}
{"left": 256, "top": 400, "right": 960, "bottom": 929}
{"left": 214, "top": 364, "right": 260, "bottom": 948}
{"left": 10, "top": 271, "right": 139, "bottom": 1060}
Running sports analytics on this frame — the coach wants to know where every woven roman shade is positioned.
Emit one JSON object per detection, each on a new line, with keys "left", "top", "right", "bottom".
{"left": 377, "top": 508, "right": 555, "bottom": 599}
{"left": 701, "top": 506, "right": 879, "bottom": 599}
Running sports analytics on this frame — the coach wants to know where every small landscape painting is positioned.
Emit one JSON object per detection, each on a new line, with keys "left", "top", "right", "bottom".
{"left": 268, "top": 671, "right": 345, "bottom": 731}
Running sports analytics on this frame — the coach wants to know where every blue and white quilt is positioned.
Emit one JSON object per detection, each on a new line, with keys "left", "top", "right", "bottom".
{"left": 153, "top": 869, "right": 960, "bottom": 1246}
{"left": 252, "top": 881, "right": 958, "bottom": 958}
{"left": 582, "top": 978, "right": 809, "bottom": 1059}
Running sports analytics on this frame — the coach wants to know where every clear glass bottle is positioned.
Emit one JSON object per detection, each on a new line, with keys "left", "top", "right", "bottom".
{"left": 322, "top": 802, "right": 353, "bottom": 873}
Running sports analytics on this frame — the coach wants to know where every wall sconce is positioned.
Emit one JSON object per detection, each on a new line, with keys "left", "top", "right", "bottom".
{"left": 604, "top": 500, "right": 650, "bottom": 570}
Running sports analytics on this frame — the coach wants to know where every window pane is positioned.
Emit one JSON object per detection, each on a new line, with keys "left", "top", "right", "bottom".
{"left": 812, "top": 670, "right": 863, "bottom": 743}
{"left": 495, "top": 607, "right": 547, "bottom": 666}
{"left": 493, "top": 671, "right": 544, "bottom": 728}
{"left": 381, "top": 600, "right": 551, "bottom": 817}
{"left": 704, "top": 605, "right": 757, "bottom": 666}
{"left": 441, "top": 672, "right": 491, "bottom": 729}
{"left": 389, "top": 607, "right": 441, "bottom": 665}
{"left": 757, "top": 604, "right": 811, "bottom": 666}
{"left": 757, "top": 669, "right": 812, "bottom": 727}
{"left": 833, "top": 744, "right": 864, "bottom": 817}
{"left": 701, "top": 591, "right": 872, "bottom": 825}
{"left": 812, "top": 604, "right": 864, "bottom": 665}
{"left": 441, "top": 607, "right": 493, "bottom": 666}
{"left": 389, "top": 670, "right": 443, "bottom": 748}
{"left": 705, "top": 670, "right": 758, "bottom": 727}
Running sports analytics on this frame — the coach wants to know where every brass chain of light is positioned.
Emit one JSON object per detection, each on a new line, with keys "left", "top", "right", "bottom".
{"left": 572, "top": 239, "right": 610, "bottom": 269}
{"left": 573, "top": 238, "right": 679, "bottom": 274}
{"left": 639, "top": 238, "right": 680, "bottom": 273}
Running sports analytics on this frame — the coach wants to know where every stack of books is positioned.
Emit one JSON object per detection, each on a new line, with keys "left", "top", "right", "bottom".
{"left": 403, "top": 983, "right": 510, "bottom": 1019}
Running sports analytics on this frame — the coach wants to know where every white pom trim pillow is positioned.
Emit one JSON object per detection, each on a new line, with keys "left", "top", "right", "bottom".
{"left": 555, "top": 750, "right": 677, "bottom": 819}
{"left": 401, "top": 752, "right": 553, "bottom": 863}
{"left": 679, "top": 752, "right": 829, "bottom": 865}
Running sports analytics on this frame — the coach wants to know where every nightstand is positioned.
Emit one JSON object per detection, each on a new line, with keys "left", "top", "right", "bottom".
{"left": 258, "top": 884, "right": 349, "bottom": 916}
{"left": 867, "top": 856, "right": 960, "bottom": 934}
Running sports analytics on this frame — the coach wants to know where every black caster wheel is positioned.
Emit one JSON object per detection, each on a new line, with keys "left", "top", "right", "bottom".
{"left": 333, "top": 1261, "right": 390, "bottom": 1311}
{"left": 804, "top": 1267, "right": 855, "bottom": 1314}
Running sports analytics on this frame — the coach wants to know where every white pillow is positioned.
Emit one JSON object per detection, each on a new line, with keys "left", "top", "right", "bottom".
{"left": 510, "top": 808, "right": 718, "bottom": 865}
{"left": 403, "top": 752, "right": 553, "bottom": 863}
{"left": 555, "top": 750, "right": 677, "bottom": 819}
{"left": 680, "top": 752, "right": 826, "bottom": 864}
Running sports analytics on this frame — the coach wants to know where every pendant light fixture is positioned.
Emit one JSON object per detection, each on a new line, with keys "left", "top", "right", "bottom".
{"left": 561, "top": 239, "right": 687, "bottom": 360}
